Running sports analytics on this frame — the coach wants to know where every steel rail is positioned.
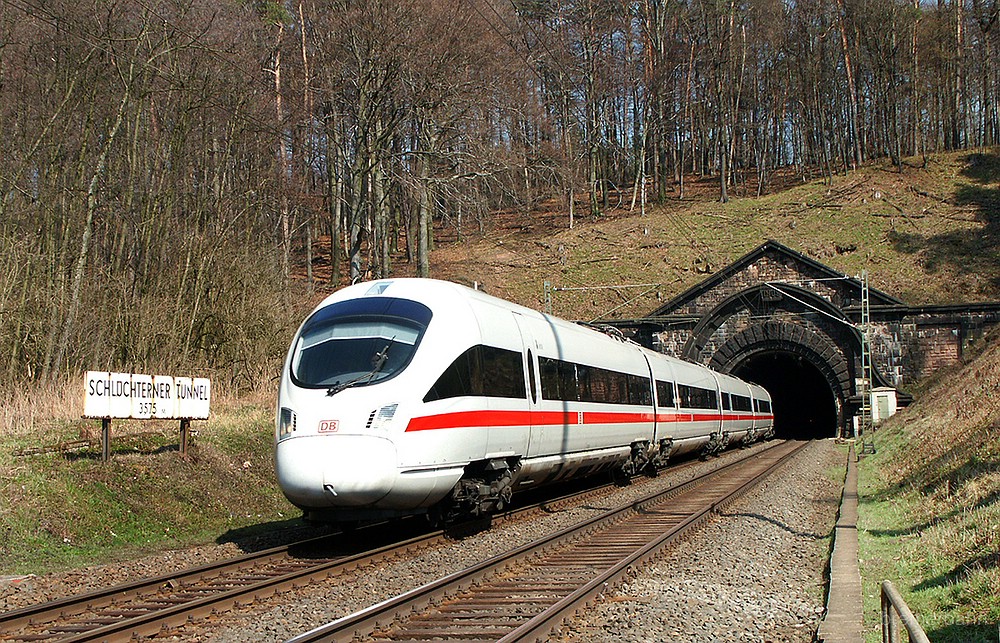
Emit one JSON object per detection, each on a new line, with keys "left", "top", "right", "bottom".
{"left": 286, "top": 440, "right": 805, "bottom": 643}
{"left": 498, "top": 440, "right": 807, "bottom": 642}
{"left": 1, "top": 457, "right": 694, "bottom": 643}
{"left": 0, "top": 525, "right": 429, "bottom": 643}
{"left": 0, "top": 530, "right": 343, "bottom": 632}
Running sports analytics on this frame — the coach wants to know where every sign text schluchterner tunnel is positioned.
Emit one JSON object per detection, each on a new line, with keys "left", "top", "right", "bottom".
{"left": 84, "top": 371, "right": 211, "bottom": 420}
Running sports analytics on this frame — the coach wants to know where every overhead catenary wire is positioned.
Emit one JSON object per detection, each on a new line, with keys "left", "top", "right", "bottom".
{"left": 588, "top": 285, "right": 661, "bottom": 323}
{"left": 553, "top": 283, "right": 659, "bottom": 292}
{"left": 762, "top": 282, "right": 856, "bottom": 329}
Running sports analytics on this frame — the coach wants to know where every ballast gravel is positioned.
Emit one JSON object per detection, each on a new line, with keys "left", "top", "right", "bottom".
{"left": 551, "top": 439, "right": 843, "bottom": 643}
{"left": 0, "top": 440, "right": 844, "bottom": 642}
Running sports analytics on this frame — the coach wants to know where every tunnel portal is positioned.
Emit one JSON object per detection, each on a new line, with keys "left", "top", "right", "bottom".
{"left": 731, "top": 352, "right": 839, "bottom": 440}
{"left": 611, "top": 241, "right": 1000, "bottom": 439}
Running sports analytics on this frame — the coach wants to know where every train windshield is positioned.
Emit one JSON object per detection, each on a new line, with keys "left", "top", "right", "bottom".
{"left": 291, "top": 297, "right": 432, "bottom": 389}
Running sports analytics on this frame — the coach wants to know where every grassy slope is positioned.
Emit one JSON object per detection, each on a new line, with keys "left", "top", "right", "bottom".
{"left": 0, "top": 392, "right": 297, "bottom": 575}
{"left": 858, "top": 327, "right": 1000, "bottom": 642}
{"left": 428, "top": 150, "right": 1000, "bottom": 321}
{"left": 0, "top": 151, "right": 996, "bottom": 641}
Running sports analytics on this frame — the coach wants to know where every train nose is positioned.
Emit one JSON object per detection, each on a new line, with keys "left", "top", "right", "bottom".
{"left": 275, "top": 435, "right": 397, "bottom": 508}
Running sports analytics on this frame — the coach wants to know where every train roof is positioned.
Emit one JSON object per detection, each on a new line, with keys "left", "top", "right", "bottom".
{"left": 317, "top": 279, "right": 770, "bottom": 398}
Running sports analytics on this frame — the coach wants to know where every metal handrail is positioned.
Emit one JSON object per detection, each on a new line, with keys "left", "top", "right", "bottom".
{"left": 881, "top": 580, "right": 930, "bottom": 643}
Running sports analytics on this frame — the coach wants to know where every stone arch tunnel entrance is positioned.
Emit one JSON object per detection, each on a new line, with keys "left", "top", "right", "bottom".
{"left": 608, "top": 240, "right": 1000, "bottom": 439}
{"left": 703, "top": 317, "right": 855, "bottom": 440}
{"left": 731, "top": 352, "right": 839, "bottom": 440}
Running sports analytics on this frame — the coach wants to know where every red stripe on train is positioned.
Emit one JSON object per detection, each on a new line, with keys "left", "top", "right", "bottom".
{"left": 406, "top": 409, "right": 648, "bottom": 432}
{"left": 405, "top": 409, "right": 773, "bottom": 432}
{"left": 405, "top": 410, "right": 532, "bottom": 431}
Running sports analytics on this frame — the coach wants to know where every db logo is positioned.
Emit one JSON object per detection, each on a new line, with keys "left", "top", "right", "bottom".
{"left": 318, "top": 420, "right": 339, "bottom": 433}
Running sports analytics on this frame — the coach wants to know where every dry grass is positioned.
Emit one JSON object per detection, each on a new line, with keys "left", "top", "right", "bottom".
{"left": 1, "top": 378, "right": 84, "bottom": 439}
{"left": 1, "top": 373, "right": 277, "bottom": 441}
{"left": 422, "top": 149, "right": 1000, "bottom": 322}
{"left": 858, "top": 326, "right": 1000, "bottom": 641}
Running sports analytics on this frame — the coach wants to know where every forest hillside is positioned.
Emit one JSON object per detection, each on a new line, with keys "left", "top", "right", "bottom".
{"left": 2, "top": 0, "right": 999, "bottom": 396}
{"left": 422, "top": 150, "right": 1000, "bottom": 322}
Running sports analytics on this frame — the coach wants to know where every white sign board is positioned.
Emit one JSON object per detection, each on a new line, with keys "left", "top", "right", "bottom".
{"left": 84, "top": 371, "right": 211, "bottom": 420}
{"left": 175, "top": 377, "right": 211, "bottom": 420}
{"left": 131, "top": 373, "right": 154, "bottom": 419}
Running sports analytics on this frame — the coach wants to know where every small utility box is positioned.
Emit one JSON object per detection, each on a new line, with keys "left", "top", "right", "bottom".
{"left": 871, "top": 387, "right": 898, "bottom": 425}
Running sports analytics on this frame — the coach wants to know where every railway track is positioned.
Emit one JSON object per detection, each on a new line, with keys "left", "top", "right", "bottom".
{"left": 0, "top": 441, "right": 799, "bottom": 642}
{"left": 0, "top": 522, "right": 423, "bottom": 643}
{"left": 289, "top": 439, "right": 807, "bottom": 643}
{"left": 0, "top": 455, "right": 708, "bottom": 643}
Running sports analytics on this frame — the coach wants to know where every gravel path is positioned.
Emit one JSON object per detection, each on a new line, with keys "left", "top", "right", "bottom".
{"left": 0, "top": 440, "right": 844, "bottom": 642}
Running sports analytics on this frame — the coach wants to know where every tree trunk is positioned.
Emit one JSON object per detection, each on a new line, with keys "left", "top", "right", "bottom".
{"left": 50, "top": 78, "right": 131, "bottom": 379}
{"left": 417, "top": 151, "right": 431, "bottom": 278}
{"left": 273, "top": 22, "right": 292, "bottom": 281}
{"left": 835, "top": 0, "right": 862, "bottom": 169}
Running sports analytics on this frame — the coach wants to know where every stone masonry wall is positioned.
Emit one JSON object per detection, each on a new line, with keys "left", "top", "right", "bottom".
{"left": 647, "top": 254, "right": 997, "bottom": 391}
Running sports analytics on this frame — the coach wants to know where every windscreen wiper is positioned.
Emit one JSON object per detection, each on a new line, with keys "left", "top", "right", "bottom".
{"left": 326, "top": 337, "right": 396, "bottom": 396}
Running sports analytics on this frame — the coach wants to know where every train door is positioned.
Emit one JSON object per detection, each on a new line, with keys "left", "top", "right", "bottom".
{"left": 496, "top": 312, "right": 535, "bottom": 459}
{"left": 708, "top": 372, "right": 725, "bottom": 434}
{"left": 512, "top": 312, "right": 539, "bottom": 404}
{"left": 514, "top": 313, "right": 565, "bottom": 460}
{"left": 648, "top": 356, "right": 677, "bottom": 446}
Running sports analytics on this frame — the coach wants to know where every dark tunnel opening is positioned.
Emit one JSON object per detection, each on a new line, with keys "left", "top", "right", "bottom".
{"left": 732, "top": 352, "right": 838, "bottom": 440}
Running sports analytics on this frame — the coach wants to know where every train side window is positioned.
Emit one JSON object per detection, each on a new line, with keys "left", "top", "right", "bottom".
{"left": 678, "top": 384, "right": 719, "bottom": 410}
{"left": 722, "top": 392, "right": 731, "bottom": 410}
{"left": 557, "top": 360, "right": 578, "bottom": 401}
{"left": 655, "top": 380, "right": 675, "bottom": 408}
{"left": 579, "top": 365, "right": 632, "bottom": 404}
{"left": 424, "top": 348, "right": 474, "bottom": 401}
{"left": 577, "top": 364, "right": 596, "bottom": 401}
{"left": 424, "top": 345, "right": 526, "bottom": 402}
{"left": 527, "top": 350, "right": 537, "bottom": 403}
{"left": 539, "top": 357, "right": 649, "bottom": 406}
{"left": 628, "top": 374, "right": 652, "bottom": 406}
{"left": 732, "top": 395, "right": 752, "bottom": 412}
{"left": 540, "top": 356, "right": 574, "bottom": 401}
{"left": 481, "top": 346, "right": 526, "bottom": 398}
{"left": 597, "top": 367, "right": 618, "bottom": 403}
{"left": 755, "top": 399, "right": 771, "bottom": 413}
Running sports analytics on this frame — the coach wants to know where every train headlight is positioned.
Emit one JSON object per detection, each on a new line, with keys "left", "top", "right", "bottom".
{"left": 366, "top": 403, "right": 398, "bottom": 434}
{"left": 278, "top": 407, "right": 297, "bottom": 439}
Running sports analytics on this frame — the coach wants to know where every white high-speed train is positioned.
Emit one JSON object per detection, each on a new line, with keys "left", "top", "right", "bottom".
{"left": 275, "top": 278, "right": 773, "bottom": 523}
